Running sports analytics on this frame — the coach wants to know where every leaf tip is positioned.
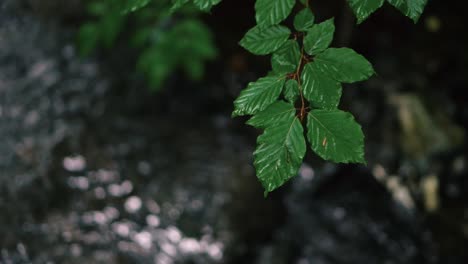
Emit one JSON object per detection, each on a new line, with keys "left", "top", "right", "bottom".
{"left": 238, "top": 39, "right": 246, "bottom": 49}
{"left": 245, "top": 117, "right": 256, "bottom": 127}
{"left": 412, "top": 16, "right": 421, "bottom": 24}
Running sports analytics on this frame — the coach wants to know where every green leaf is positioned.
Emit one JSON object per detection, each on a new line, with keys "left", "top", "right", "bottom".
{"left": 307, "top": 110, "right": 365, "bottom": 163}
{"left": 301, "top": 62, "right": 342, "bottom": 110}
{"left": 271, "top": 40, "right": 301, "bottom": 74}
{"left": 314, "top": 48, "right": 375, "bottom": 83}
{"left": 294, "top": 8, "right": 315, "bottom": 31}
{"left": 193, "top": 0, "right": 222, "bottom": 11}
{"left": 250, "top": 102, "right": 306, "bottom": 193}
{"left": 387, "top": 0, "right": 428, "bottom": 22}
{"left": 239, "top": 25, "right": 291, "bottom": 55}
{"left": 283, "top": 79, "right": 300, "bottom": 104}
{"left": 247, "top": 100, "right": 296, "bottom": 128}
{"left": 99, "top": 13, "right": 125, "bottom": 48}
{"left": 121, "top": 0, "right": 152, "bottom": 14}
{"left": 303, "top": 18, "right": 335, "bottom": 55}
{"left": 233, "top": 75, "right": 286, "bottom": 117}
{"left": 255, "top": 0, "right": 296, "bottom": 28}
{"left": 136, "top": 18, "right": 216, "bottom": 90}
{"left": 171, "top": 0, "right": 222, "bottom": 11}
{"left": 137, "top": 48, "right": 174, "bottom": 90}
{"left": 171, "top": 0, "right": 190, "bottom": 11}
{"left": 347, "top": 0, "right": 385, "bottom": 24}
{"left": 176, "top": 19, "right": 218, "bottom": 59}
{"left": 78, "top": 23, "right": 99, "bottom": 56}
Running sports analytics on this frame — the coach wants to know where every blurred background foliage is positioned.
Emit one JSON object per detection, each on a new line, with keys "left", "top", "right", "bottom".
{"left": 78, "top": 0, "right": 217, "bottom": 90}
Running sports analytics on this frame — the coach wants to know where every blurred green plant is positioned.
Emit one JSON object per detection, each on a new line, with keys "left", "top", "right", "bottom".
{"left": 78, "top": 0, "right": 217, "bottom": 90}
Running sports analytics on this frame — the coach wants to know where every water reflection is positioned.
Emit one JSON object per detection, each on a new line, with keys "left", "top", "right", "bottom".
{"left": 59, "top": 163, "right": 227, "bottom": 263}
{"left": 125, "top": 196, "right": 142, "bottom": 213}
{"left": 63, "top": 155, "right": 87, "bottom": 172}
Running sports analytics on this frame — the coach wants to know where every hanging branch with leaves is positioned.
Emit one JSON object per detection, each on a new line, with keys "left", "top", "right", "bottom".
{"left": 229, "top": 0, "right": 428, "bottom": 194}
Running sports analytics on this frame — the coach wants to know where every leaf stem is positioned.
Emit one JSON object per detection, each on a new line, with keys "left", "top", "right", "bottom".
{"left": 295, "top": 45, "right": 307, "bottom": 122}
